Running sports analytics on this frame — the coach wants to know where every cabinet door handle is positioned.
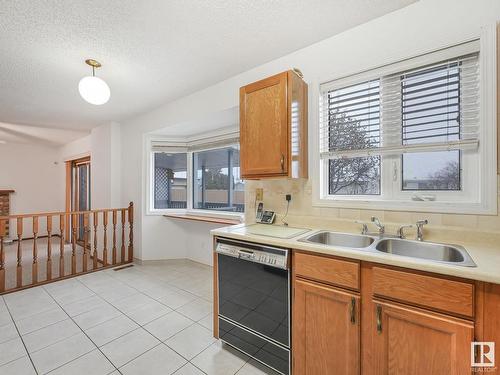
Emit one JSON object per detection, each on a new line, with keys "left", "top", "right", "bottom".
{"left": 350, "top": 297, "right": 356, "bottom": 324}
{"left": 376, "top": 305, "right": 382, "bottom": 334}
{"left": 280, "top": 154, "right": 285, "bottom": 171}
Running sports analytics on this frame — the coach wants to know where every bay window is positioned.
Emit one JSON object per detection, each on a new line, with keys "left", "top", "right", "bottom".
{"left": 149, "top": 132, "right": 244, "bottom": 216}
{"left": 192, "top": 146, "right": 243, "bottom": 212}
{"left": 153, "top": 152, "right": 187, "bottom": 209}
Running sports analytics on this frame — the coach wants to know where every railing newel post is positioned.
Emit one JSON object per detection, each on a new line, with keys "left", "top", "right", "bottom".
{"left": 128, "top": 202, "right": 134, "bottom": 263}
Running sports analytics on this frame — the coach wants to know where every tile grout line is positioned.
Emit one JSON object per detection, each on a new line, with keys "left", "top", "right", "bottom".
{"left": 49, "top": 270, "right": 197, "bottom": 373}
{"left": 2, "top": 261, "right": 219, "bottom": 375}
{"left": 2, "top": 295, "right": 40, "bottom": 375}
{"left": 42, "top": 282, "right": 121, "bottom": 375}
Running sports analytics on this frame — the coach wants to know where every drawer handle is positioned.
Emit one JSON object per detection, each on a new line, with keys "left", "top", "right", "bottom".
{"left": 376, "top": 305, "right": 382, "bottom": 334}
{"left": 280, "top": 154, "right": 285, "bottom": 171}
{"left": 350, "top": 297, "right": 356, "bottom": 324}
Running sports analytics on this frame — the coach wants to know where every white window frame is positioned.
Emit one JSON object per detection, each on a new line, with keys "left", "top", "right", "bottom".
{"left": 145, "top": 128, "right": 244, "bottom": 220}
{"left": 312, "top": 25, "right": 497, "bottom": 214}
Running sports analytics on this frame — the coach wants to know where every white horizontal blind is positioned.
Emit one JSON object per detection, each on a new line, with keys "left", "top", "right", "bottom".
{"left": 151, "top": 141, "right": 187, "bottom": 153}
{"left": 187, "top": 136, "right": 239, "bottom": 152}
{"left": 151, "top": 132, "right": 239, "bottom": 153}
{"left": 320, "top": 52, "right": 480, "bottom": 160}
{"left": 320, "top": 79, "right": 380, "bottom": 156}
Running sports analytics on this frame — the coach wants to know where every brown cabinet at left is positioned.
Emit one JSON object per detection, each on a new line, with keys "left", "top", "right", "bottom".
{"left": 239, "top": 70, "right": 308, "bottom": 179}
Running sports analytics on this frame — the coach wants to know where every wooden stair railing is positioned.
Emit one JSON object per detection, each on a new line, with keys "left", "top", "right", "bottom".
{"left": 0, "top": 202, "right": 134, "bottom": 294}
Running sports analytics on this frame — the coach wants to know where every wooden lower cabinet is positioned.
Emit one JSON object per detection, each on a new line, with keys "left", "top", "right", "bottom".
{"left": 290, "top": 251, "right": 500, "bottom": 375}
{"left": 371, "top": 300, "right": 474, "bottom": 375}
{"left": 292, "top": 278, "right": 360, "bottom": 375}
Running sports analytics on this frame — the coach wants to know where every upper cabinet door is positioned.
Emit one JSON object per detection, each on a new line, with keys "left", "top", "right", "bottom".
{"left": 372, "top": 300, "right": 474, "bottom": 375}
{"left": 240, "top": 70, "right": 307, "bottom": 179}
{"left": 240, "top": 72, "right": 289, "bottom": 178}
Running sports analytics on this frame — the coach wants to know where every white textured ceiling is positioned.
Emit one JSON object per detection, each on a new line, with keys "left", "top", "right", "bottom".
{"left": 0, "top": 122, "right": 87, "bottom": 146}
{"left": 0, "top": 0, "right": 416, "bottom": 130}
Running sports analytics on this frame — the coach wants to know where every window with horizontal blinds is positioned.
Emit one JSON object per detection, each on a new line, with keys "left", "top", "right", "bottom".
{"left": 321, "top": 80, "right": 382, "bottom": 195}
{"left": 320, "top": 52, "right": 480, "bottom": 160}
{"left": 401, "top": 63, "right": 461, "bottom": 144}
{"left": 321, "top": 79, "right": 380, "bottom": 152}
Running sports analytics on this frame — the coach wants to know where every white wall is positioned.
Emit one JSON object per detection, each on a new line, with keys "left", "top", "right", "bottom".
{"left": 59, "top": 134, "right": 91, "bottom": 162}
{"left": 0, "top": 142, "right": 64, "bottom": 237}
{"left": 58, "top": 123, "right": 122, "bottom": 211}
{"left": 91, "top": 122, "right": 121, "bottom": 209}
{"left": 0, "top": 122, "right": 124, "bottom": 241}
{"left": 120, "top": 0, "right": 500, "bottom": 262}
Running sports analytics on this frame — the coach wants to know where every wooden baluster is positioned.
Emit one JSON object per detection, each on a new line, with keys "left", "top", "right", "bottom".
{"left": 46, "top": 216, "right": 52, "bottom": 281}
{"left": 112, "top": 211, "right": 117, "bottom": 265}
{"left": 83, "top": 213, "right": 89, "bottom": 272}
{"left": 16, "top": 217, "right": 23, "bottom": 288}
{"left": 59, "top": 214, "right": 65, "bottom": 277}
{"left": 71, "top": 213, "right": 77, "bottom": 274}
{"left": 128, "top": 202, "right": 134, "bottom": 262}
{"left": 121, "top": 209, "right": 126, "bottom": 263}
{"left": 93, "top": 212, "right": 98, "bottom": 269}
{"left": 32, "top": 216, "right": 38, "bottom": 284}
{"left": 0, "top": 219, "right": 5, "bottom": 292}
{"left": 102, "top": 211, "right": 108, "bottom": 267}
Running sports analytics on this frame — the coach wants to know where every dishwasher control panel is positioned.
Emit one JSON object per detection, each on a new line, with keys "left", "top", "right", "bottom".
{"left": 216, "top": 240, "right": 289, "bottom": 270}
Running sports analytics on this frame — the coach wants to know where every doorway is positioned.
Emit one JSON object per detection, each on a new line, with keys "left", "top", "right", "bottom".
{"left": 65, "top": 156, "right": 91, "bottom": 243}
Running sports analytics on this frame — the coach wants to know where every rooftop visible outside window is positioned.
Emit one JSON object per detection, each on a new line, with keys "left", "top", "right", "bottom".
{"left": 192, "top": 146, "right": 244, "bottom": 212}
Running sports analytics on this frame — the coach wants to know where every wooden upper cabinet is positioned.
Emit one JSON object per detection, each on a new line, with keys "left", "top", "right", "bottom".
{"left": 372, "top": 300, "right": 474, "bottom": 375}
{"left": 239, "top": 70, "right": 308, "bottom": 179}
{"left": 293, "top": 278, "right": 360, "bottom": 375}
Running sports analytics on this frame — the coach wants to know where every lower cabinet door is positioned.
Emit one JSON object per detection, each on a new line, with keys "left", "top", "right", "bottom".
{"left": 372, "top": 300, "right": 474, "bottom": 375}
{"left": 292, "top": 278, "right": 360, "bottom": 375}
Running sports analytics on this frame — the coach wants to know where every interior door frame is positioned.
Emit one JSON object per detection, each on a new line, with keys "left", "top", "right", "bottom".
{"left": 65, "top": 155, "right": 91, "bottom": 242}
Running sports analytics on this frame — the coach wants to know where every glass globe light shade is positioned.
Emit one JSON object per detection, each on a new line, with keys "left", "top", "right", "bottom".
{"left": 78, "top": 76, "right": 110, "bottom": 105}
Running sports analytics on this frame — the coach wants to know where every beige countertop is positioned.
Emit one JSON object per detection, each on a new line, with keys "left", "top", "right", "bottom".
{"left": 211, "top": 223, "right": 500, "bottom": 284}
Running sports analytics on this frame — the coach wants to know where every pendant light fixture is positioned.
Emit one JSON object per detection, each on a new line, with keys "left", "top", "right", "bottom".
{"left": 78, "top": 59, "right": 111, "bottom": 105}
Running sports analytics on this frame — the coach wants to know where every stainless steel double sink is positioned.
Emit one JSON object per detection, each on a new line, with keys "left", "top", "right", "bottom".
{"left": 298, "top": 231, "right": 476, "bottom": 267}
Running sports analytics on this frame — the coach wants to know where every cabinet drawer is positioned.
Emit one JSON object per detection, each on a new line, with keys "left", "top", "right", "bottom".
{"left": 294, "top": 252, "right": 359, "bottom": 290}
{"left": 372, "top": 267, "right": 474, "bottom": 318}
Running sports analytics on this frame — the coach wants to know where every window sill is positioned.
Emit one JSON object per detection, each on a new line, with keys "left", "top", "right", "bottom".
{"left": 312, "top": 197, "right": 497, "bottom": 215}
{"left": 163, "top": 213, "right": 242, "bottom": 225}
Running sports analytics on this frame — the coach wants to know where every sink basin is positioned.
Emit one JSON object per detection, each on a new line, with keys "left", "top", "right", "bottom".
{"left": 299, "top": 231, "right": 375, "bottom": 249}
{"left": 375, "top": 238, "right": 476, "bottom": 267}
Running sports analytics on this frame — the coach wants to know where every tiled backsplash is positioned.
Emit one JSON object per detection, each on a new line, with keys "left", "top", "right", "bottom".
{"left": 244, "top": 175, "right": 500, "bottom": 246}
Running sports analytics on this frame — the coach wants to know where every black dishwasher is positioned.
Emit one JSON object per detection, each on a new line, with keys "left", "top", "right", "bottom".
{"left": 216, "top": 238, "right": 290, "bottom": 375}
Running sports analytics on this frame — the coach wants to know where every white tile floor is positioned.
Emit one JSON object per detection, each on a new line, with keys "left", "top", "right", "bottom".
{"left": 0, "top": 260, "right": 278, "bottom": 375}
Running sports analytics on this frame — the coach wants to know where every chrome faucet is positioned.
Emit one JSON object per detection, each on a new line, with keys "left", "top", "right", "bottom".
{"left": 415, "top": 219, "right": 428, "bottom": 241}
{"left": 371, "top": 216, "right": 385, "bottom": 236}
{"left": 355, "top": 220, "right": 369, "bottom": 235}
{"left": 397, "top": 224, "right": 414, "bottom": 239}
